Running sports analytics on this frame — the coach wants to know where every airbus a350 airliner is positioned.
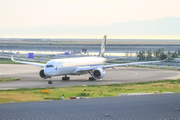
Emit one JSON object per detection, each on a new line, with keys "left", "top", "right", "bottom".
{"left": 11, "top": 35, "right": 167, "bottom": 84}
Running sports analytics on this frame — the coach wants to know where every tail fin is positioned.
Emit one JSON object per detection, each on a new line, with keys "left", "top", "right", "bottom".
{"left": 99, "top": 35, "right": 107, "bottom": 57}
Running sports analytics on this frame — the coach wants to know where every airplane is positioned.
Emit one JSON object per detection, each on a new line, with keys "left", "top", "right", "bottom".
{"left": 11, "top": 35, "right": 167, "bottom": 84}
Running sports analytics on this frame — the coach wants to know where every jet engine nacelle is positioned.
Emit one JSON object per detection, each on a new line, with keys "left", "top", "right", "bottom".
{"left": 92, "top": 68, "right": 105, "bottom": 79}
{"left": 39, "top": 69, "right": 50, "bottom": 79}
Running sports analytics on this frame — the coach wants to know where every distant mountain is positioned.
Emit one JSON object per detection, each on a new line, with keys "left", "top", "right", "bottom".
{"left": 107, "top": 17, "right": 180, "bottom": 36}
{"left": 1, "top": 17, "right": 180, "bottom": 37}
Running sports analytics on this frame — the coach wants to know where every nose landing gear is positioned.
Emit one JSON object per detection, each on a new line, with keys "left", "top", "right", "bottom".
{"left": 48, "top": 77, "right": 53, "bottom": 84}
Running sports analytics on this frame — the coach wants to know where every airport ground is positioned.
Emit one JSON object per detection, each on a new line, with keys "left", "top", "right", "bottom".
{"left": 1, "top": 40, "right": 180, "bottom": 119}
{"left": 1, "top": 64, "right": 180, "bottom": 119}
{"left": 0, "top": 64, "right": 180, "bottom": 89}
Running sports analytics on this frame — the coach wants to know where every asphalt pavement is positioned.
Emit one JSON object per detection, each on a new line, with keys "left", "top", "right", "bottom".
{"left": 0, "top": 93, "right": 180, "bottom": 119}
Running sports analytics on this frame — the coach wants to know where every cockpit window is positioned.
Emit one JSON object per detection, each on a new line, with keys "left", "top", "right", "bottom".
{"left": 46, "top": 65, "right": 54, "bottom": 68}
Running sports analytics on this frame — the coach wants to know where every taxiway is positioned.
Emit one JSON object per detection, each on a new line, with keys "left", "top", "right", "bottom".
{"left": 0, "top": 64, "right": 179, "bottom": 89}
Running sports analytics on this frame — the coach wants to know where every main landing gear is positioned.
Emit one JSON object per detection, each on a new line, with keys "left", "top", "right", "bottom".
{"left": 62, "top": 75, "right": 70, "bottom": 81}
{"left": 48, "top": 77, "right": 53, "bottom": 84}
{"left": 88, "top": 71, "right": 96, "bottom": 81}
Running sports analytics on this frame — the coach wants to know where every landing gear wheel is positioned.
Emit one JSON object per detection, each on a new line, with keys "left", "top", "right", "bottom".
{"left": 88, "top": 71, "right": 96, "bottom": 81}
{"left": 89, "top": 77, "right": 96, "bottom": 81}
{"left": 48, "top": 81, "right": 53, "bottom": 84}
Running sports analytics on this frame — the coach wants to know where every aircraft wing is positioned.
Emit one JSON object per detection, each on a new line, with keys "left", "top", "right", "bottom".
{"left": 76, "top": 57, "right": 169, "bottom": 71}
{"left": 104, "top": 56, "right": 169, "bottom": 68}
{"left": 76, "top": 61, "right": 161, "bottom": 72}
{"left": 103, "top": 60, "right": 161, "bottom": 68}
{"left": 11, "top": 55, "right": 46, "bottom": 67}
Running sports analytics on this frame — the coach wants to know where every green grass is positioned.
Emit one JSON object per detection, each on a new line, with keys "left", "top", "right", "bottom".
{"left": 0, "top": 58, "right": 46, "bottom": 64}
{"left": 0, "top": 78, "right": 19, "bottom": 82}
{"left": 0, "top": 58, "right": 19, "bottom": 64}
{"left": 132, "top": 65, "right": 180, "bottom": 71}
{"left": 0, "top": 79, "right": 180, "bottom": 103}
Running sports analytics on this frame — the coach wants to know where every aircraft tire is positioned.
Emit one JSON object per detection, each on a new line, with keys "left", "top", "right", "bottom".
{"left": 48, "top": 81, "right": 53, "bottom": 84}
{"left": 89, "top": 77, "right": 96, "bottom": 81}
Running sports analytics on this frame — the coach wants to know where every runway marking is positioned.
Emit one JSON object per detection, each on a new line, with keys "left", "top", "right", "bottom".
{"left": 166, "top": 72, "right": 180, "bottom": 79}
{"left": 129, "top": 71, "right": 138, "bottom": 77}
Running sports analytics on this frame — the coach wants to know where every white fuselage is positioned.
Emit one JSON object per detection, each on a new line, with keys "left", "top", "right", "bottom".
{"left": 44, "top": 57, "right": 106, "bottom": 77}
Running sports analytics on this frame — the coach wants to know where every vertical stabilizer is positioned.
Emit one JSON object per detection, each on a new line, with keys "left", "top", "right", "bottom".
{"left": 99, "top": 35, "right": 107, "bottom": 57}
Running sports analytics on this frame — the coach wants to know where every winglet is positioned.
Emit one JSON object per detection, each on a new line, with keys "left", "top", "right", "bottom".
{"left": 99, "top": 35, "right": 107, "bottom": 57}
{"left": 161, "top": 56, "right": 170, "bottom": 62}
{"left": 11, "top": 55, "right": 46, "bottom": 67}
{"left": 11, "top": 55, "right": 15, "bottom": 61}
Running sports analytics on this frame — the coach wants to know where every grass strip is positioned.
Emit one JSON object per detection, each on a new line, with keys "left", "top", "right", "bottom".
{"left": 0, "top": 58, "right": 46, "bottom": 64}
{"left": 131, "top": 65, "right": 180, "bottom": 71}
{"left": 0, "top": 58, "right": 19, "bottom": 64}
{"left": 0, "top": 78, "right": 19, "bottom": 82}
{"left": 0, "top": 79, "right": 180, "bottom": 103}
